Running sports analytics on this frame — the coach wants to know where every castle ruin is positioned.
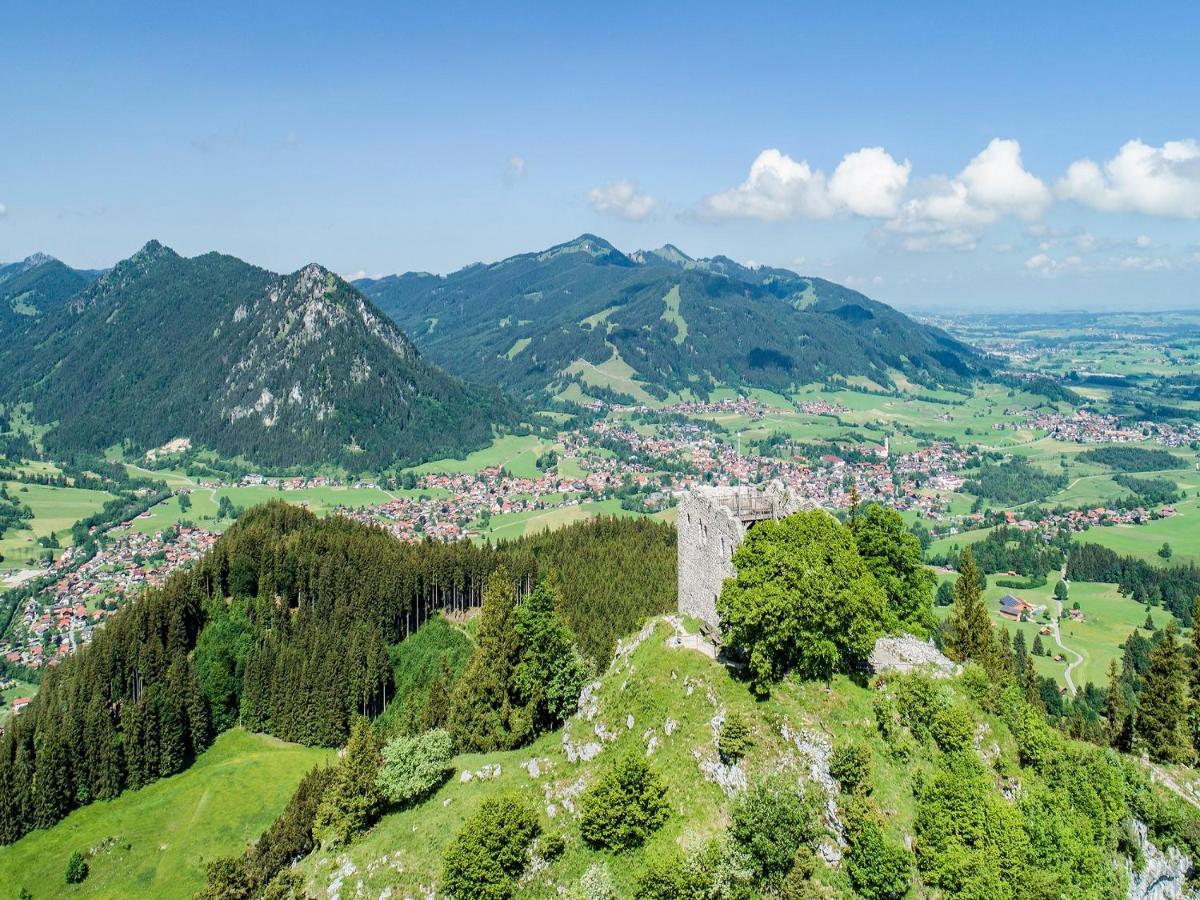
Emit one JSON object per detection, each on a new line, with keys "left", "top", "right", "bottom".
{"left": 676, "top": 481, "right": 805, "bottom": 635}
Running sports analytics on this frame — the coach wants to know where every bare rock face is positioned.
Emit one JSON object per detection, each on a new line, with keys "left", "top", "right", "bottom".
{"left": 869, "top": 635, "right": 960, "bottom": 678}
{"left": 1127, "top": 820, "right": 1195, "bottom": 900}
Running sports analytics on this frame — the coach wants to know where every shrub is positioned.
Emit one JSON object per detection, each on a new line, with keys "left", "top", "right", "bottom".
{"left": 635, "top": 840, "right": 752, "bottom": 899}
{"left": 718, "top": 712, "right": 753, "bottom": 763}
{"left": 375, "top": 728, "right": 454, "bottom": 806}
{"left": 931, "top": 703, "right": 975, "bottom": 753}
{"left": 580, "top": 754, "right": 670, "bottom": 851}
{"left": 730, "top": 775, "right": 824, "bottom": 886}
{"left": 65, "top": 850, "right": 89, "bottom": 884}
{"left": 829, "top": 739, "right": 872, "bottom": 794}
{"left": 842, "top": 795, "right": 911, "bottom": 899}
{"left": 441, "top": 792, "right": 541, "bottom": 899}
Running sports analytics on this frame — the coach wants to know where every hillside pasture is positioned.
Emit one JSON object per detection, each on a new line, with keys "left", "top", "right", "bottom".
{"left": 0, "top": 729, "right": 331, "bottom": 899}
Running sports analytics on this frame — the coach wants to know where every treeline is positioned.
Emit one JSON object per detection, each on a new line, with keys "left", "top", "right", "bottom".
{"left": 0, "top": 484, "right": 33, "bottom": 542}
{"left": 502, "top": 515, "right": 676, "bottom": 666}
{"left": 1111, "top": 474, "right": 1180, "bottom": 508}
{"left": 963, "top": 457, "right": 1067, "bottom": 506}
{"left": 0, "top": 502, "right": 676, "bottom": 843}
{"left": 1078, "top": 445, "right": 1185, "bottom": 472}
{"left": 1066, "top": 542, "right": 1200, "bottom": 625}
{"left": 930, "top": 524, "right": 1068, "bottom": 578}
{"left": 0, "top": 571, "right": 211, "bottom": 843}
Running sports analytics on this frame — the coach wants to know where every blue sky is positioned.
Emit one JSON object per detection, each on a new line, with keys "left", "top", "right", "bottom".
{"left": 3, "top": 1, "right": 1198, "bottom": 310}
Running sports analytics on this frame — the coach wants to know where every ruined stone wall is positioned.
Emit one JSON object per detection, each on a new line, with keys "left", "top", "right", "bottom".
{"left": 677, "top": 482, "right": 805, "bottom": 634}
{"left": 677, "top": 490, "right": 746, "bottom": 634}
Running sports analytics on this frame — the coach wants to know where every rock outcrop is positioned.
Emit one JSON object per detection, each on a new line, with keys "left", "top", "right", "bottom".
{"left": 869, "top": 635, "right": 961, "bottom": 678}
{"left": 1126, "top": 819, "right": 1194, "bottom": 900}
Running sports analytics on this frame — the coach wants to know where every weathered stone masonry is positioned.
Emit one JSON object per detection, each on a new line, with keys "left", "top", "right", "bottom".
{"left": 676, "top": 482, "right": 805, "bottom": 634}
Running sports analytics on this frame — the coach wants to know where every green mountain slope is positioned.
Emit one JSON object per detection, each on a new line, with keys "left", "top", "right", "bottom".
{"left": 355, "top": 235, "right": 986, "bottom": 401}
{"left": 0, "top": 241, "right": 512, "bottom": 469}
{"left": 0, "top": 253, "right": 96, "bottom": 331}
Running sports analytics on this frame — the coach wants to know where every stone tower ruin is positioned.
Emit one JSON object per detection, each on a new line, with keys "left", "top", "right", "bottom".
{"left": 676, "top": 481, "right": 804, "bottom": 635}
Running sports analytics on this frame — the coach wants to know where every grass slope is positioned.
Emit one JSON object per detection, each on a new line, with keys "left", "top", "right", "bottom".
{"left": 293, "top": 618, "right": 1016, "bottom": 897}
{"left": 0, "top": 729, "right": 331, "bottom": 899}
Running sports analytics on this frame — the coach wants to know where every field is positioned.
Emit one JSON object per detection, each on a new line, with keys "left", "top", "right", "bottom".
{"left": 935, "top": 573, "right": 1177, "bottom": 689}
{"left": 0, "top": 729, "right": 331, "bottom": 899}
{"left": 0, "top": 480, "right": 116, "bottom": 574}
{"left": 474, "top": 498, "right": 639, "bottom": 542}
{"left": 564, "top": 346, "right": 659, "bottom": 405}
{"left": 1078, "top": 500, "right": 1200, "bottom": 568}
{"left": 129, "top": 484, "right": 400, "bottom": 535}
{"left": 0, "top": 678, "right": 38, "bottom": 725}
{"left": 404, "top": 433, "right": 556, "bottom": 480}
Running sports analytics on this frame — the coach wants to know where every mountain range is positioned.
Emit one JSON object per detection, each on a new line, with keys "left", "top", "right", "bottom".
{"left": 355, "top": 235, "right": 986, "bottom": 404}
{"left": 0, "top": 235, "right": 987, "bottom": 469}
{"left": 0, "top": 242, "right": 510, "bottom": 469}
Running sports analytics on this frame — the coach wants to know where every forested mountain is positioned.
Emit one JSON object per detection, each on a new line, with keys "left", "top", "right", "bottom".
{"left": 0, "top": 241, "right": 512, "bottom": 469}
{"left": 0, "top": 253, "right": 97, "bottom": 332}
{"left": 355, "top": 235, "right": 986, "bottom": 401}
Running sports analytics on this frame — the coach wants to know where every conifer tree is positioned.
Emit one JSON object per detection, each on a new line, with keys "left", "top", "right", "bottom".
{"left": 1102, "top": 659, "right": 1129, "bottom": 749}
{"left": 312, "top": 717, "right": 384, "bottom": 847}
{"left": 1012, "top": 629, "right": 1028, "bottom": 674}
{"left": 946, "top": 549, "right": 995, "bottom": 669}
{"left": 513, "top": 576, "right": 589, "bottom": 734}
{"left": 1136, "top": 622, "right": 1193, "bottom": 764}
{"left": 447, "top": 567, "right": 529, "bottom": 752}
{"left": 1032, "top": 633, "right": 1046, "bottom": 657}
{"left": 1022, "top": 657, "right": 1043, "bottom": 711}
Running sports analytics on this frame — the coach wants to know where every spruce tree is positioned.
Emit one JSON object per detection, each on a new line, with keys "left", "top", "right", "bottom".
{"left": 946, "top": 549, "right": 995, "bottom": 669}
{"left": 1136, "top": 622, "right": 1193, "bottom": 764}
{"left": 447, "top": 567, "right": 529, "bottom": 751}
{"left": 312, "top": 717, "right": 384, "bottom": 847}
{"left": 1032, "top": 633, "right": 1045, "bottom": 657}
{"left": 1102, "top": 659, "right": 1128, "bottom": 749}
{"left": 1191, "top": 625, "right": 1200, "bottom": 750}
{"left": 1012, "top": 629, "right": 1028, "bottom": 673}
{"left": 513, "top": 576, "right": 588, "bottom": 734}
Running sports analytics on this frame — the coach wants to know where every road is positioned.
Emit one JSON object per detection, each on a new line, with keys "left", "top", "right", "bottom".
{"left": 1050, "top": 562, "right": 1084, "bottom": 695}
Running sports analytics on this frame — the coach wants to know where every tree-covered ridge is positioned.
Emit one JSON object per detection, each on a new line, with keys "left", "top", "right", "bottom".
{"left": 354, "top": 234, "right": 986, "bottom": 400}
{"left": 0, "top": 503, "right": 675, "bottom": 844}
{"left": 0, "top": 241, "right": 512, "bottom": 470}
{"left": 0, "top": 253, "right": 96, "bottom": 332}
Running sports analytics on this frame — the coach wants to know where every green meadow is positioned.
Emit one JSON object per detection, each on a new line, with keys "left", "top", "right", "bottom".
{"left": 0, "top": 729, "right": 331, "bottom": 899}
{"left": 0, "top": 480, "right": 116, "bottom": 573}
{"left": 405, "top": 433, "right": 555, "bottom": 480}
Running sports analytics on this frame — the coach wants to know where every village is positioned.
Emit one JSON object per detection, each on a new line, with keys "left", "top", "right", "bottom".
{"left": 1, "top": 393, "right": 1191, "bottom": 697}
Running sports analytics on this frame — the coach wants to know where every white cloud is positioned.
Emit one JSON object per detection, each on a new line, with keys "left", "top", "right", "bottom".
{"left": 1136, "top": 234, "right": 1153, "bottom": 247}
{"left": 885, "top": 139, "right": 1049, "bottom": 251}
{"left": 504, "top": 155, "right": 526, "bottom": 185}
{"left": 958, "top": 138, "right": 1051, "bottom": 221}
{"left": 0, "top": 202, "right": 6, "bottom": 218}
{"left": 828, "top": 147, "right": 911, "bottom": 217}
{"left": 701, "top": 146, "right": 909, "bottom": 221}
{"left": 1058, "top": 139, "right": 1200, "bottom": 217}
{"left": 588, "top": 179, "right": 657, "bottom": 221}
{"left": 1115, "top": 255, "right": 1171, "bottom": 271}
{"left": 1025, "top": 253, "right": 1085, "bottom": 276}
{"left": 701, "top": 149, "right": 833, "bottom": 221}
